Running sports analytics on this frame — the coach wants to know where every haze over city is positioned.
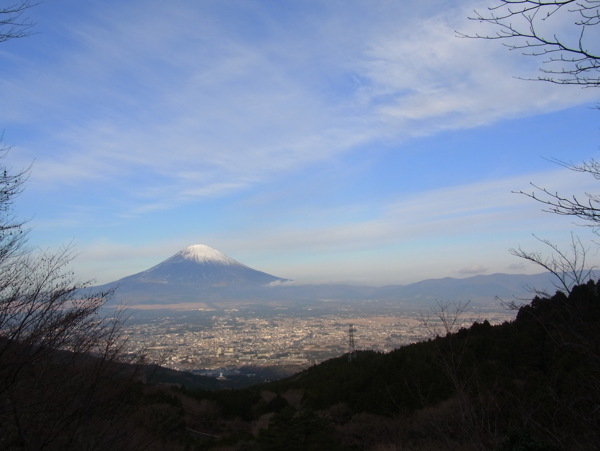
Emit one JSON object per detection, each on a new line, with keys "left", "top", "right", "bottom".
{"left": 1, "top": 0, "right": 600, "bottom": 286}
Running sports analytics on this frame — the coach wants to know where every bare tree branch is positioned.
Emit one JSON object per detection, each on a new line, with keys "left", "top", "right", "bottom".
{"left": 0, "top": 147, "right": 148, "bottom": 447}
{"left": 459, "top": 0, "right": 600, "bottom": 87}
{"left": 0, "top": 1, "right": 37, "bottom": 43}
{"left": 514, "top": 158, "right": 600, "bottom": 231}
{"left": 420, "top": 300, "right": 471, "bottom": 338}
{"left": 509, "top": 232, "right": 594, "bottom": 294}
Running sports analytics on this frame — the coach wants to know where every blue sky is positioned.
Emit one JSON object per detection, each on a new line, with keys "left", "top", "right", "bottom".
{"left": 1, "top": 0, "right": 600, "bottom": 285}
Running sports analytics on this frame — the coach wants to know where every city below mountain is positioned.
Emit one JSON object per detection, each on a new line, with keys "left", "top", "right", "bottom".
{"left": 94, "top": 244, "right": 563, "bottom": 308}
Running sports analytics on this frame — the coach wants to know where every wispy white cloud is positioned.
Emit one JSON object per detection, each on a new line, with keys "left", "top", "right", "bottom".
{"left": 457, "top": 265, "right": 490, "bottom": 275}
{"left": 5, "top": 0, "right": 598, "bottom": 225}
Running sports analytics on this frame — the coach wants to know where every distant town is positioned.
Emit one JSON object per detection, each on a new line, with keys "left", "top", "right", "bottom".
{"left": 121, "top": 302, "right": 515, "bottom": 376}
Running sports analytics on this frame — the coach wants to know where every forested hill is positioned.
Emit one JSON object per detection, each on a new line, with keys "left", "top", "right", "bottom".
{"left": 179, "top": 280, "right": 600, "bottom": 450}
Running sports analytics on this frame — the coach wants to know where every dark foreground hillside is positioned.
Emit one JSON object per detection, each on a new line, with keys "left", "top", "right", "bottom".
{"left": 179, "top": 280, "right": 600, "bottom": 450}
{"left": 2, "top": 280, "right": 599, "bottom": 450}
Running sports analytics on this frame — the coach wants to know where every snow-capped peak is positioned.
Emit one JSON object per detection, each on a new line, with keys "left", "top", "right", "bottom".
{"left": 177, "top": 244, "right": 238, "bottom": 265}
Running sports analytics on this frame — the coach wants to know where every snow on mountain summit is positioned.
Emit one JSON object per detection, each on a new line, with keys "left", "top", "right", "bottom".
{"left": 177, "top": 244, "right": 239, "bottom": 265}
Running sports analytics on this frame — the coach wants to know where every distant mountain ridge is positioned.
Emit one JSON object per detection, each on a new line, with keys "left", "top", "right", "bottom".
{"left": 93, "top": 244, "right": 583, "bottom": 308}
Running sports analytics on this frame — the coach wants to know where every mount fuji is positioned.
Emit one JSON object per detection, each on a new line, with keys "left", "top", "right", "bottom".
{"left": 128, "top": 244, "right": 285, "bottom": 287}
{"left": 95, "top": 244, "right": 289, "bottom": 306}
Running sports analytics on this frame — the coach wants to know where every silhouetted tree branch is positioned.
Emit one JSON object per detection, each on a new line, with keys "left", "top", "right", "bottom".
{"left": 508, "top": 158, "right": 600, "bottom": 294}
{"left": 0, "top": 1, "right": 37, "bottom": 43}
{"left": 515, "top": 158, "right": 600, "bottom": 231}
{"left": 510, "top": 232, "right": 594, "bottom": 295}
{"left": 460, "top": 0, "right": 600, "bottom": 87}
{"left": 420, "top": 300, "right": 471, "bottom": 338}
{"left": 0, "top": 6, "right": 185, "bottom": 448}
{"left": 0, "top": 147, "right": 152, "bottom": 448}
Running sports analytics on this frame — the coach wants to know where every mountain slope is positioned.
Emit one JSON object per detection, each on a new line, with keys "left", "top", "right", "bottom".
{"left": 97, "top": 244, "right": 288, "bottom": 305}
{"left": 126, "top": 244, "right": 284, "bottom": 287}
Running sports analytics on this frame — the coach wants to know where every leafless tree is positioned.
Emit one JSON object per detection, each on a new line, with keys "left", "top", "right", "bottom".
{"left": 419, "top": 299, "right": 471, "bottom": 338}
{"left": 0, "top": 152, "right": 150, "bottom": 448}
{"left": 418, "top": 301, "right": 502, "bottom": 447}
{"left": 501, "top": 156, "right": 600, "bottom": 295}
{"left": 0, "top": 1, "right": 37, "bottom": 43}
{"left": 463, "top": 1, "right": 600, "bottom": 288}
{"left": 419, "top": 300, "right": 473, "bottom": 393}
{"left": 0, "top": 5, "right": 185, "bottom": 448}
{"left": 517, "top": 158, "right": 600, "bottom": 229}
{"left": 462, "top": 3, "right": 600, "bottom": 287}
{"left": 460, "top": 0, "right": 600, "bottom": 87}
{"left": 510, "top": 232, "right": 595, "bottom": 295}
{"left": 0, "top": 153, "right": 139, "bottom": 448}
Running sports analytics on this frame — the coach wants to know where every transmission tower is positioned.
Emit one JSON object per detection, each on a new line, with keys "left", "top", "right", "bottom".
{"left": 348, "top": 323, "right": 356, "bottom": 362}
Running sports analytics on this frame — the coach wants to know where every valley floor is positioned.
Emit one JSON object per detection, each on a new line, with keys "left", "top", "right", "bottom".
{"left": 121, "top": 303, "right": 515, "bottom": 373}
